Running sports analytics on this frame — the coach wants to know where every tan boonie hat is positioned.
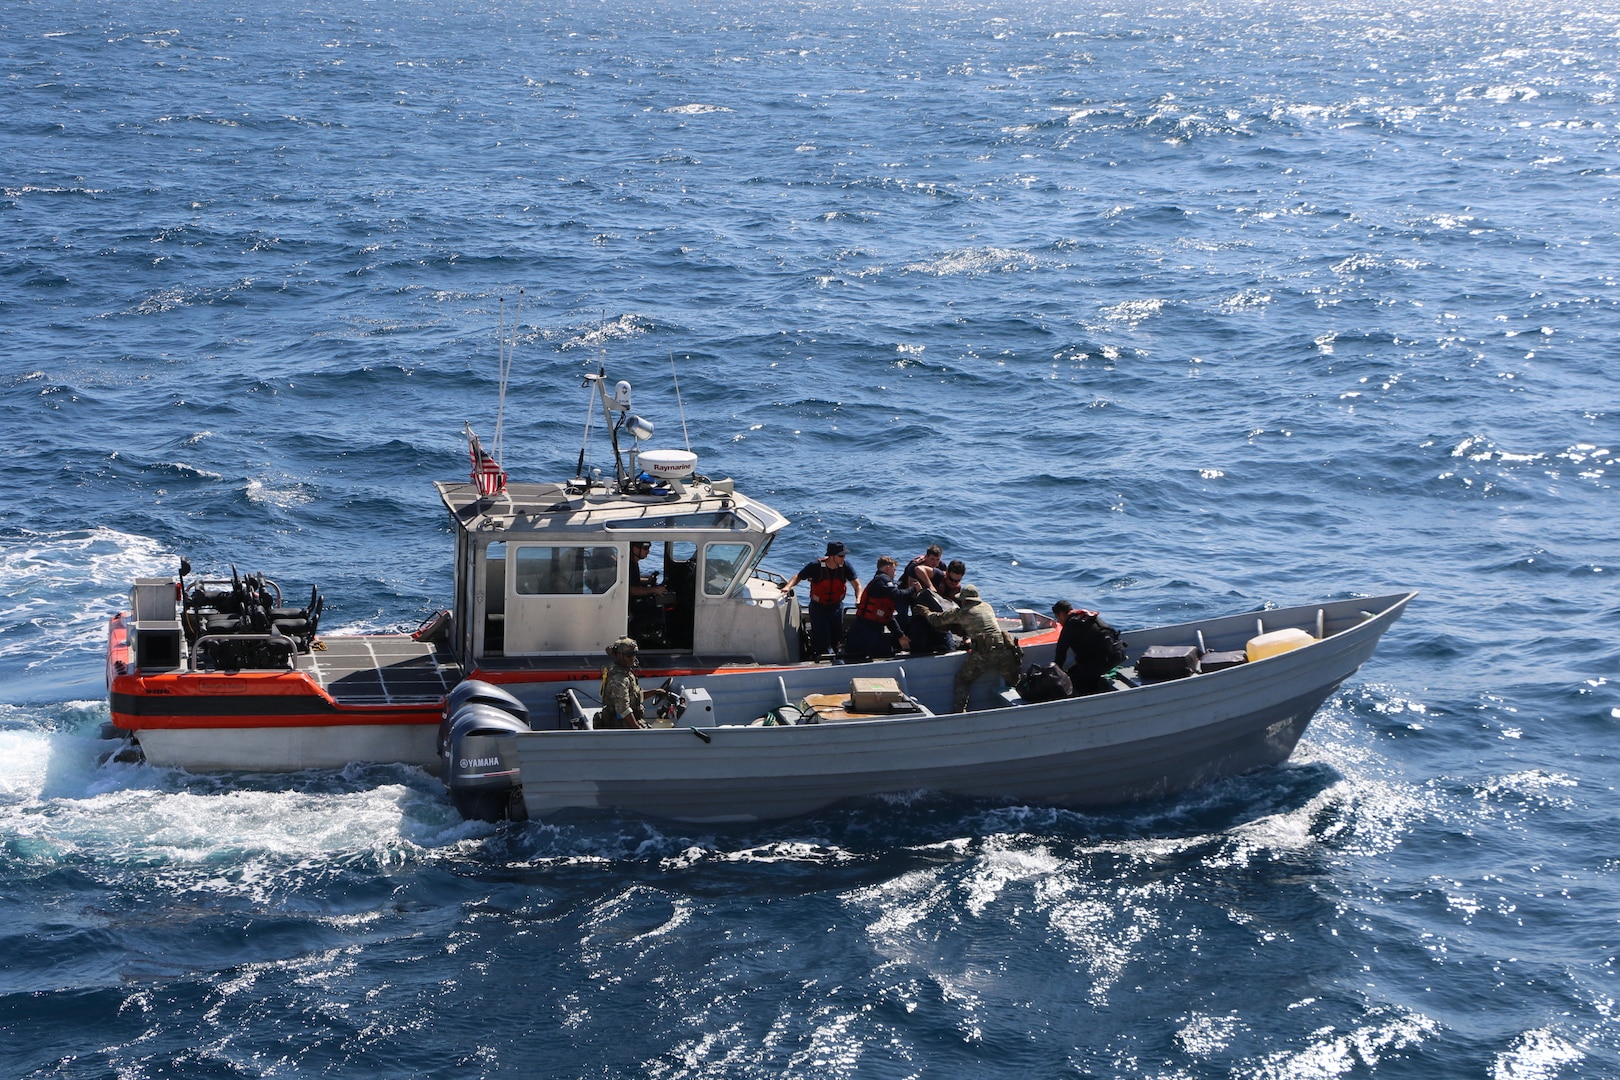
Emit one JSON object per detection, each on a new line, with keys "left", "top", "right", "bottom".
{"left": 959, "top": 584, "right": 982, "bottom": 603}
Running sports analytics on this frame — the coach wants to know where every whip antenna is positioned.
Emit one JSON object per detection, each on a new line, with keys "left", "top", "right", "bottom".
{"left": 670, "top": 352, "right": 692, "bottom": 452}
{"left": 576, "top": 364, "right": 602, "bottom": 480}
{"left": 493, "top": 297, "right": 505, "bottom": 456}
{"left": 493, "top": 297, "right": 507, "bottom": 464}
{"left": 493, "top": 289, "right": 522, "bottom": 464}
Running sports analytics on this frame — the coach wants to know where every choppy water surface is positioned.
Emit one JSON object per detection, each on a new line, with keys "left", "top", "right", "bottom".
{"left": 4, "top": 0, "right": 1618, "bottom": 1075}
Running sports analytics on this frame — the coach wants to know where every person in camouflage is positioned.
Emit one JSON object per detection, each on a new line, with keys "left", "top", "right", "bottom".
{"left": 598, "top": 636, "right": 649, "bottom": 729}
{"left": 925, "top": 584, "right": 1021, "bottom": 711}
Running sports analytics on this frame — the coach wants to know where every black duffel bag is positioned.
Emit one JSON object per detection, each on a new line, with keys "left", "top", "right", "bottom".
{"left": 1018, "top": 662, "right": 1073, "bottom": 703}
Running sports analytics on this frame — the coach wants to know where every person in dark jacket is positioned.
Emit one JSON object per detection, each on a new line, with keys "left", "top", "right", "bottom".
{"left": 909, "top": 558, "right": 967, "bottom": 655}
{"left": 1052, "top": 600, "right": 1127, "bottom": 695}
{"left": 842, "top": 556, "right": 919, "bottom": 661}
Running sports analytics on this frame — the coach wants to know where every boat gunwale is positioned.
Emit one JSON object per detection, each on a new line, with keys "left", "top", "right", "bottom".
{"left": 510, "top": 590, "right": 1414, "bottom": 755}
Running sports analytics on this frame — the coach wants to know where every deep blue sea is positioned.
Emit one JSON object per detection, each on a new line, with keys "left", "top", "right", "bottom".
{"left": 4, "top": 0, "right": 1619, "bottom": 1075}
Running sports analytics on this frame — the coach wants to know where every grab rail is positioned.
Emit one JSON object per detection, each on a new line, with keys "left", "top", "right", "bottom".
{"left": 192, "top": 632, "right": 298, "bottom": 672}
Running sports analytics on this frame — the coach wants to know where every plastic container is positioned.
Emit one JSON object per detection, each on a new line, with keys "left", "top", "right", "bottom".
{"left": 1246, "top": 627, "right": 1316, "bottom": 662}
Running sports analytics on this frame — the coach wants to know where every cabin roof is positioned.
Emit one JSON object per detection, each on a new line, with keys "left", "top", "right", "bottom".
{"left": 433, "top": 478, "right": 789, "bottom": 539}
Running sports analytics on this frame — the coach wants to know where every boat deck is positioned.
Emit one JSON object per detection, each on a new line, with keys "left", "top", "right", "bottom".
{"left": 296, "top": 635, "right": 461, "bottom": 706}
{"left": 473, "top": 651, "right": 762, "bottom": 674}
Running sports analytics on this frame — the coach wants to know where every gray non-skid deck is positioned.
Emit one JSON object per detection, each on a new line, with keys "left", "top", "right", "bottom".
{"left": 296, "top": 635, "right": 461, "bottom": 705}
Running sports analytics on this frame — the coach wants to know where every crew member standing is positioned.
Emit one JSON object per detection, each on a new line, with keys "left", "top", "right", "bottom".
{"left": 598, "top": 636, "right": 649, "bottom": 729}
{"left": 781, "top": 541, "right": 861, "bottom": 660}
{"left": 627, "top": 541, "right": 669, "bottom": 646}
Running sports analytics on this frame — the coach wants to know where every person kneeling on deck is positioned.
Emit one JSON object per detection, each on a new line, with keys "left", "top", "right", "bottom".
{"left": 1052, "top": 600, "right": 1127, "bottom": 696}
{"left": 599, "top": 637, "right": 650, "bottom": 729}
{"left": 926, "top": 584, "right": 1022, "bottom": 711}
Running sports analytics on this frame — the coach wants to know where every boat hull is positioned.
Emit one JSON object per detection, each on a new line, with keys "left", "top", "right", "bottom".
{"left": 504, "top": 593, "right": 1414, "bottom": 822}
{"left": 106, "top": 622, "right": 454, "bottom": 771}
{"left": 133, "top": 722, "right": 443, "bottom": 772}
{"left": 103, "top": 620, "right": 1043, "bottom": 773}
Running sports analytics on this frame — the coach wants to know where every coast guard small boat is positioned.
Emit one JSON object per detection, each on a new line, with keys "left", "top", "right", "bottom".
{"left": 104, "top": 359, "right": 1413, "bottom": 822}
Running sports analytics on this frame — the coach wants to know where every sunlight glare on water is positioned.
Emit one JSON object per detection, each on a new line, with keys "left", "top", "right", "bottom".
{"left": 3, "top": 0, "right": 1619, "bottom": 1074}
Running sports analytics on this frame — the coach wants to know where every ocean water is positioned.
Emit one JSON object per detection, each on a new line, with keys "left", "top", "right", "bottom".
{"left": 4, "top": 0, "right": 1618, "bottom": 1075}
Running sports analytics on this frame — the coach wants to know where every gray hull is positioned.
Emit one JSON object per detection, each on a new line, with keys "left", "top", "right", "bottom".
{"left": 508, "top": 592, "right": 1414, "bottom": 822}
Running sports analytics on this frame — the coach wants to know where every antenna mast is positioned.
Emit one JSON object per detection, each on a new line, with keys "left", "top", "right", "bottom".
{"left": 492, "top": 289, "right": 522, "bottom": 465}
{"left": 670, "top": 352, "right": 692, "bottom": 452}
{"left": 576, "top": 366, "right": 602, "bottom": 481}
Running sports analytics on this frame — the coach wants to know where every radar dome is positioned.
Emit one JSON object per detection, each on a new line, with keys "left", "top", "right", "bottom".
{"left": 639, "top": 449, "right": 698, "bottom": 480}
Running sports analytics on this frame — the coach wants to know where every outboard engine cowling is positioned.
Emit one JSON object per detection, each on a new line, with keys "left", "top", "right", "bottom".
{"left": 438, "top": 679, "right": 531, "bottom": 758}
{"left": 443, "top": 701, "right": 530, "bottom": 822}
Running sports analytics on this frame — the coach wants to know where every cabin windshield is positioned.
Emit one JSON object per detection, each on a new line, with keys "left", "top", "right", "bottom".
{"left": 605, "top": 512, "right": 741, "bottom": 531}
{"left": 702, "top": 543, "right": 752, "bottom": 596}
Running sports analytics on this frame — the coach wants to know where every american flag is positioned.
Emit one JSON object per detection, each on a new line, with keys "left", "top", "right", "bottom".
{"left": 465, "top": 426, "right": 507, "bottom": 496}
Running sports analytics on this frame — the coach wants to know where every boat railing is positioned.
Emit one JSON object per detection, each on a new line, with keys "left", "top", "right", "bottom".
{"left": 192, "top": 632, "right": 299, "bottom": 673}
{"left": 180, "top": 568, "right": 322, "bottom": 653}
{"left": 1248, "top": 609, "right": 1328, "bottom": 641}
{"left": 555, "top": 688, "right": 601, "bottom": 730}
{"left": 737, "top": 592, "right": 792, "bottom": 609}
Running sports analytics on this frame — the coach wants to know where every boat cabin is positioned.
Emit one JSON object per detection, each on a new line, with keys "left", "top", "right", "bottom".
{"left": 435, "top": 474, "right": 801, "bottom": 666}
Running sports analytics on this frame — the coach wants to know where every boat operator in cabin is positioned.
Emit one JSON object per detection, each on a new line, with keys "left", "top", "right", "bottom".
{"left": 628, "top": 541, "right": 669, "bottom": 646}
{"left": 598, "top": 636, "right": 650, "bottom": 729}
{"left": 629, "top": 541, "right": 666, "bottom": 598}
{"left": 926, "top": 584, "right": 1022, "bottom": 711}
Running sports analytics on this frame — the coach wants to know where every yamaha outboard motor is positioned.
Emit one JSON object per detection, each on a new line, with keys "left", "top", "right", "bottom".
{"left": 441, "top": 681, "right": 532, "bottom": 822}
{"left": 439, "top": 679, "right": 530, "bottom": 758}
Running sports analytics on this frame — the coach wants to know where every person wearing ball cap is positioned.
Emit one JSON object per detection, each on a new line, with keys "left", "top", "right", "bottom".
{"left": 780, "top": 541, "right": 861, "bottom": 660}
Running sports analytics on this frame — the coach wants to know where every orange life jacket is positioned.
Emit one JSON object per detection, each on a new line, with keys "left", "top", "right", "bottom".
{"left": 808, "top": 561, "right": 850, "bottom": 606}
{"left": 855, "top": 581, "right": 897, "bottom": 624}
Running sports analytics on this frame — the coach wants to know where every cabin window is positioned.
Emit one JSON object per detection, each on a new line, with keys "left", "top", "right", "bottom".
{"left": 513, "top": 545, "right": 620, "bottom": 596}
{"left": 702, "top": 542, "right": 753, "bottom": 597}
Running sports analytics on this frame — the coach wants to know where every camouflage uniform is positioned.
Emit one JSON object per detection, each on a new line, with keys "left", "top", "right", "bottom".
{"left": 926, "top": 587, "right": 1021, "bottom": 711}
{"left": 598, "top": 638, "right": 647, "bottom": 729}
